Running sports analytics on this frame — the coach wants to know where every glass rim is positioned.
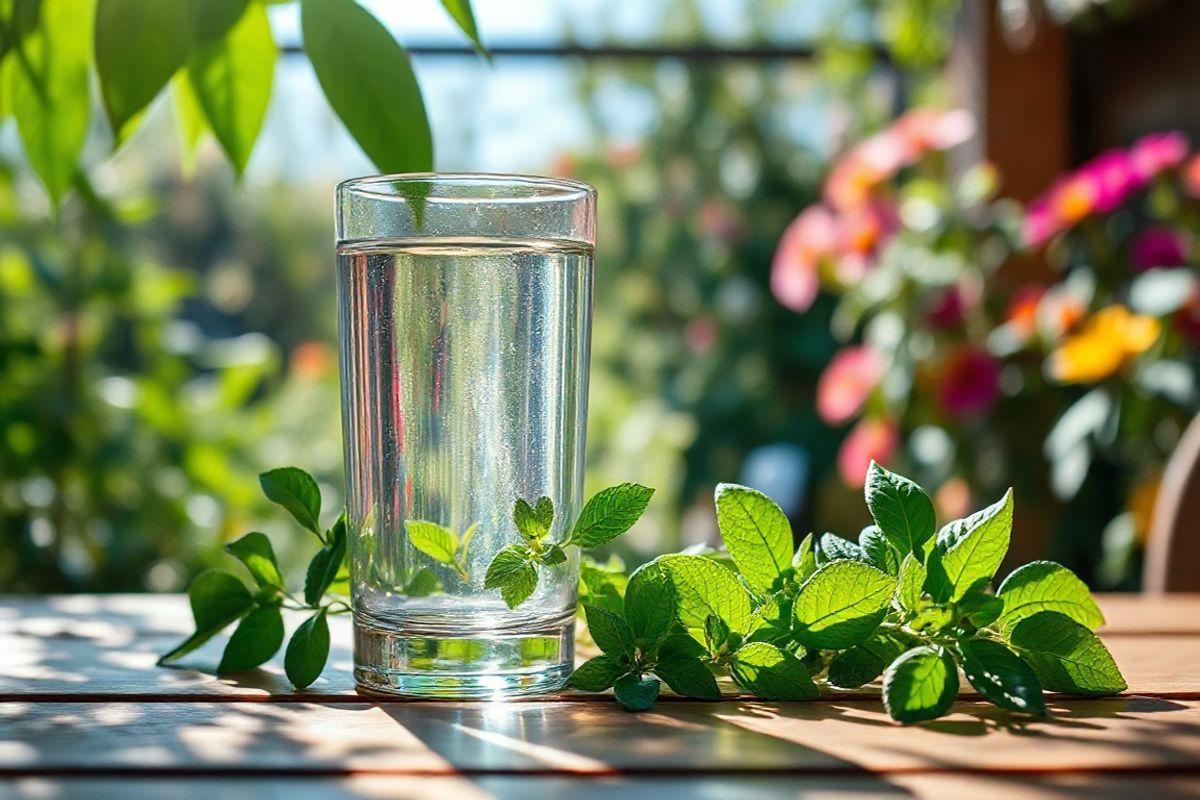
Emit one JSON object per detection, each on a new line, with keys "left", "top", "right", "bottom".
{"left": 337, "top": 172, "right": 596, "bottom": 204}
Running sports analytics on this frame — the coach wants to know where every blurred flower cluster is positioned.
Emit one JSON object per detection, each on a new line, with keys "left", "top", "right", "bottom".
{"left": 774, "top": 112, "right": 1200, "bottom": 585}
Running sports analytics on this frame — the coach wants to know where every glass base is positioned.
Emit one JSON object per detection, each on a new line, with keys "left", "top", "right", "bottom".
{"left": 352, "top": 608, "right": 575, "bottom": 699}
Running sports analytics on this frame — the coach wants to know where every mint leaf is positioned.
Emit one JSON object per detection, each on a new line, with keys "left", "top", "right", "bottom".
{"left": 816, "top": 532, "right": 865, "bottom": 564}
{"left": 304, "top": 516, "right": 347, "bottom": 606}
{"left": 1007, "top": 611, "right": 1126, "bottom": 696}
{"left": 859, "top": 526, "right": 899, "bottom": 575}
{"left": 284, "top": 609, "right": 330, "bottom": 690}
{"left": 484, "top": 544, "right": 539, "bottom": 608}
{"left": 158, "top": 570, "right": 255, "bottom": 664}
{"left": 957, "top": 638, "right": 1045, "bottom": 715}
{"left": 909, "top": 605, "right": 954, "bottom": 633}
{"left": 403, "top": 567, "right": 440, "bottom": 597}
{"left": 896, "top": 553, "right": 926, "bottom": 612}
{"left": 613, "top": 673, "right": 660, "bottom": 711}
{"left": 730, "top": 642, "right": 819, "bottom": 700}
{"left": 792, "top": 561, "right": 895, "bottom": 649}
{"left": 997, "top": 561, "right": 1105, "bottom": 632}
{"left": 569, "top": 655, "right": 620, "bottom": 692}
{"left": 714, "top": 483, "right": 792, "bottom": 594}
{"left": 583, "top": 603, "right": 635, "bottom": 657}
{"left": 218, "top": 604, "right": 284, "bottom": 674}
{"left": 514, "top": 496, "right": 554, "bottom": 542}
{"left": 792, "top": 533, "right": 816, "bottom": 581}
{"left": 746, "top": 591, "right": 792, "bottom": 644}
{"left": 655, "top": 657, "right": 721, "bottom": 699}
{"left": 926, "top": 489, "right": 1013, "bottom": 602}
{"left": 458, "top": 523, "right": 479, "bottom": 563}
{"left": 406, "top": 520, "right": 459, "bottom": 564}
{"left": 579, "top": 557, "right": 627, "bottom": 614}
{"left": 826, "top": 633, "right": 904, "bottom": 690}
{"left": 225, "top": 532, "right": 284, "bottom": 590}
{"left": 259, "top": 467, "right": 322, "bottom": 536}
{"left": 624, "top": 561, "right": 676, "bottom": 644}
{"left": 658, "top": 632, "right": 707, "bottom": 661}
{"left": 864, "top": 461, "right": 936, "bottom": 558}
{"left": 659, "top": 554, "right": 753, "bottom": 635}
{"left": 539, "top": 544, "right": 568, "bottom": 566}
{"left": 958, "top": 590, "right": 1005, "bottom": 628}
{"left": 882, "top": 646, "right": 959, "bottom": 723}
{"left": 704, "top": 614, "right": 732, "bottom": 653}
{"left": 568, "top": 483, "right": 655, "bottom": 548}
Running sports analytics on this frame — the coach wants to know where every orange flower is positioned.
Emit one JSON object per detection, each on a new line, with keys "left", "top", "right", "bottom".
{"left": 1006, "top": 284, "right": 1045, "bottom": 340}
{"left": 1047, "top": 305, "right": 1161, "bottom": 384}
{"left": 1051, "top": 174, "right": 1099, "bottom": 225}
{"left": 291, "top": 341, "right": 334, "bottom": 380}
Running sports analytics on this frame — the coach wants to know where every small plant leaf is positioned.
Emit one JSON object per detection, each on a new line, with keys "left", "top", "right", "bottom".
{"left": 826, "top": 633, "right": 905, "bottom": 690}
{"left": 730, "top": 641, "right": 819, "bottom": 700}
{"left": 539, "top": 544, "right": 568, "bottom": 566}
{"left": 1007, "top": 611, "right": 1126, "bottom": 696}
{"left": 859, "top": 525, "right": 899, "bottom": 575}
{"left": 403, "top": 568, "right": 441, "bottom": 597}
{"left": 218, "top": 604, "right": 284, "bottom": 674}
{"left": 957, "top": 638, "right": 1045, "bottom": 715}
{"left": 882, "top": 646, "right": 959, "bottom": 724}
{"left": 583, "top": 603, "right": 635, "bottom": 657}
{"left": 792, "top": 533, "right": 817, "bottom": 581}
{"left": 285, "top": 609, "right": 330, "bottom": 689}
{"left": 997, "top": 561, "right": 1105, "bottom": 632}
{"left": 896, "top": 553, "right": 926, "bottom": 612}
{"left": 655, "top": 657, "right": 721, "bottom": 699}
{"left": 569, "top": 483, "right": 655, "bottom": 548}
{"left": 484, "top": 544, "right": 539, "bottom": 608}
{"left": 958, "top": 590, "right": 1005, "bottom": 628}
{"left": 304, "top": 516, "right": 347, "bottom": 606}
{"left": 926, "top": 489, "right": 1013, "bottom": 602}
{"left": 569, "top": 655, "right": 620, "bottom": 692}
{"left": 458, "top": 523, "right": 479, "bottom": 562}
{"left": 579, "top": 557, "right": 627, "bottom": 614}
{"left": 225, "top": 532, "right": 284, "bottom": 590}
{"left": 816, "top": 532, "right": 865, "bottom": 564}
{"left": 659, "top": 554, "right": 753, "bottom": 635}
{"left": 864, "top": 461, "right": 936, "bottom": 558}
{"left": 714, "top": 483, "right": 793, "bottom": 594}
{"left": 158, "top": 570, "right": 255, "bottom": 664}
{"left": 613, "top": 673, "right": 660, "bottom": 711}
{"left": 513, "top": 496, "right": 554, "bottom": 542}
{"left": 438, "top": 0, "right": 487, "bottom": 56}
{"left": 792, "top": 561, "right": 895, "bottom": 649}
{"left": 624, "top": 561, "right": 676, "bottom": 644}
{"left": 259, "top": 467, "right": 322, "bottom": 535}
{"left": 406, "top": 520, "right": 459, "bottom": 565}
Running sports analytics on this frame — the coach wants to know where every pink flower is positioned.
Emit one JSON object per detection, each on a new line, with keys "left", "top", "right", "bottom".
{"left": 833, "top": 200, "right": 898, "bottom": 283}
{"left": 838, "top": 419, "right": 899, "bottom": 488}
{"left": 817, "top": 346, "right": 884, "bottom": 425}
{"left": 1023, "top": 196, "right": 1059, "bottom": 247}
{"left": 1131, "top": 227, "right": 1188, "bottom": 271}
{"left": 771, "top": 205, "right": 837, "bottom": 312}
{"left": 1131, "top": 131, "right": 1189, "bottom": 179}
{"left": 925, "top": 283, "right": 975, "bottom": 330}
{"left": 938, "top": 348, "right": 1001, "bottom": 417}
{"left": 1079, "top": 150, "right": 1143, "bottom": 213}
{"left": 893, "top": 108, "right": 976, "bottom": 151}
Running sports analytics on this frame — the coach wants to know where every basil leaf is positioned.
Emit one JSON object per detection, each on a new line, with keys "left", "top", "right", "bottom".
{"left": 583, "top": 603, "right": 635, "bottom": 657}
{"left": 659, "top": 554, "right": 753, "bottom": 635}
{"left": 957, "top": 638, "right": 1045, "bottom": 715}
{"left": 569, "top": 655, "right": 620, "bottom": 692}
{"left": 624, "top": 561, "right": 676, "bottom": 644}
{"left": 1007, "top": 611, "right": 1126, "bottom": 696}
{"left": 259, "top": 467, "right": 322, "bottom": 535}
{"left": 997, "top": 561, "right": 1105, "bottom": 632}
{"left": 655, "top": 657, "right": 721, "bottom": 699}
{"left": 218, "top": 604, "right": 284, "bottom": 674}
{"left": 613, "top": 673, "right": 660, "bottom": 711}
{"left": 882, "top": 646, "right": 959, "bottom": 724}
{"left": 568, "top": 483, "right": 655, "bottom": 548}
{"left": 714, "top": 483, "right": 793, "bottom": 594}
{"left": 225, "top": 531, "right": 284, "bottom": 590}
{"left": 730, "top": 641, "right": 818, "bottom": 700}
{"left": 792, "top": 561, "right": 895, "bottom": 649}
{"left": 926, "top": 489, "right": 1013, "bottom": 602}
{"left": 284, "top": 609, "right": 330, "bottom": 690}
{"left": 157, "top": 570, "right": 255, "bottom": 664}
{"left": 864, "top": 461, "right": 936, "bottom": 558}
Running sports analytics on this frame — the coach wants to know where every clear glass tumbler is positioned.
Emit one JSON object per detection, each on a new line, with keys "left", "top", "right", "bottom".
{"left": 335, "top": 174, "right": 595, "bottom": 697}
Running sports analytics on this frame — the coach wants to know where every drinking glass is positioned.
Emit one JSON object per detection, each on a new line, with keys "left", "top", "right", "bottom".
{"left": 335, "top": 174, "right": 595, "bottom": 697}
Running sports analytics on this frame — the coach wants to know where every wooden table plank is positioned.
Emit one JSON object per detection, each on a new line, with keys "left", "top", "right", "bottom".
{"left": 3, "top": 697, "right": 1199, "bottom": 777}
{"left": 3, "top": 595, "right": 1198, "bottom": 700}
{"left": 1090, "top": 594, "right": 1200, "bottom": 635}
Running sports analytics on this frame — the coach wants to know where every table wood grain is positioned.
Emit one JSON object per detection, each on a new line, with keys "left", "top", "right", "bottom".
{"left": 2, "top": 594, "right": 1199, "bottom": 799}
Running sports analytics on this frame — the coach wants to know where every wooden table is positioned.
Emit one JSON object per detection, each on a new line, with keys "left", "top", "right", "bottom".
{"left": 3, "top": 594, "right": 1199, "bottom": 799}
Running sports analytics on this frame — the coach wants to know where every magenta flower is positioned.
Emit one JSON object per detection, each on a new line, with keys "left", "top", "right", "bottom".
{"left": 1023, "top": 195, "right": 1059, "bottom": 247}
{"left": 1080, "top": 150, "right": 1143, "bottom": 213}
{"left": 1131, "top": 131, "right": 1189, "bottom": 179}
{"left": 838, "top": 417, "right": 899, "bottom": 488}
{"left": 938, "top": 348, "right": 1001, "bottom": 418}
{"left": 925, "top": 284, "right": 975, "bottom": 329}
{"left": 817, "top": 346, "right": 884, "bottom": 425}
{"left": 771, "top": 205, "right": 837, "bottom": 313}
{"left": 1131, "top": 227, "right": 1189, "bottom": 271}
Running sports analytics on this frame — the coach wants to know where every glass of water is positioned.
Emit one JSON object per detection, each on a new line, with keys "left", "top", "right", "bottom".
{"left": 335, "top": 174, "right": 595, "bottom": 697}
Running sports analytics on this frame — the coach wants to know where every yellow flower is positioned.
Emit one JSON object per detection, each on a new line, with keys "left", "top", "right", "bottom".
{"left": 1047, "top": 305, "right": 1160, "bottom": 384}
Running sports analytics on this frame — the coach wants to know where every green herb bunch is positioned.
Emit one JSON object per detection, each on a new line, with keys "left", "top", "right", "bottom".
{"left": 569, "top": 461, "right": 1126, "bottom": 722}
{"left": 158, "top": 468, "right": 348, "bottom": 689}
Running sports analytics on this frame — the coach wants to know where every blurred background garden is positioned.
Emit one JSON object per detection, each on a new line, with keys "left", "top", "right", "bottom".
{"left": 3, "top": 0, "right": 1199, "bottom": 595}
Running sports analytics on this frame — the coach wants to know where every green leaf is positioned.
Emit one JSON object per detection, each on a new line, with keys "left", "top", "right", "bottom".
{"left": 458, "top": 523, "right": 479, "bottom": 562}
{"left": 746, "top": 591, "right": 792, "bottom": 644}
{"left": 658, "top": 632, "right": 706, "bottom": 661}
{"left": 185, "top": 2, "right": 275, "bottom": 175}
{"left": 909, "top": 605, "right": 954, "bottom": 633}
{"left": 714, "top": 483, "right": 793, "bottom": 594}
{"left": 484, "top": 544, "right": 539, "bottom": 608}
{"left": 579, "top": 557, "right": 627, "bottom": 614}
{"left": 958, "top": 591, "right": 1005, "bottom": 628}
{"left": 655, "top": 657, "right": 721, "bottom": 699}
{"left": 613, "top": 673, "right": 660, "bottom": 711}
{"left": 792, "top": 533, "right": 816, "bottom": 581}
{"left": 859, "top": 526, "right": 899, "bottom": 575}
{"left": 539, "top": 544, "right": 567, "bottom": 566}
{"left": 826, "top": 634, "right": 904, "bottom": 690}
{"left": 225, "top": 532, "right": 284, "bottom": 590}
{"left": 583, "top": 603, "right": 635, "bottom": 657}
{"left": 304, "top": 516, "right": 346, "bottom": 606}
{"left": 817, "top": 532, "right": 865, "bottom": 564}
{"left": 569, "top": 655, "right": 620, "bottom": 692}
{"left": 1007, "top": 611, "right": 1126, "bottom": 696}
{"left": 171, "top": 72, "right": 207, "bottom": 176}
{"left": 259, "top": 467, "right": 322, "bottom": 535}
{"left": 284, "top": 609, "right": 330, "bottom": 689}
{"left": 792, "top": 561, "right": 895, "bottom": 649}
{"left": 403, "top": 567, "right": 440, "bottom": 597}
{"left": 301, "top": 0, "right": 432, "bottom": 173}
{"left": 218, "top": 604, "right": 284, "bottom": 674}
{"left": 659, "top": 554, "right": 753, "bottom": 635}
{"left": 730, "top": 642, "right": 819, "bottom": 700}
{"left": 957, "top": 638, "right": 1045, "bottom": 715}
{"left": 513, "top": 496, "right": 554, "bottom": 542}
{"left": 438, "top": 0, "right": 487, "bottom": 56}
{"left": 896, "top": 553, "right": 926, "bottom": 612}
{"left": 405, "top": 520, "right": 459, "bottom": 565}
{"left": 882, "top": 646, "right": 959, "bottom": 724}
{"left": 568, "top": 483, "right": 655, "bottom": 548}
{"left": 12, "top": 0, "right": 93, "bottom": 205}
{"left": 927, "top": 489, "right": 1013, "bottom": 602}
{"left": 864, "top": 461, "right": 936, "bottom": 558}
{"left": 704, "top": 614, "right": 731, "bottom": 653}
{"left": 997, "top": 561, "right": 1105, "bottom": 632}
{"left": 158, "top": 570, "right": 255, "bottom": 664}
{"left": 624, "top": 561, "right": 676, "bottom": 644}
